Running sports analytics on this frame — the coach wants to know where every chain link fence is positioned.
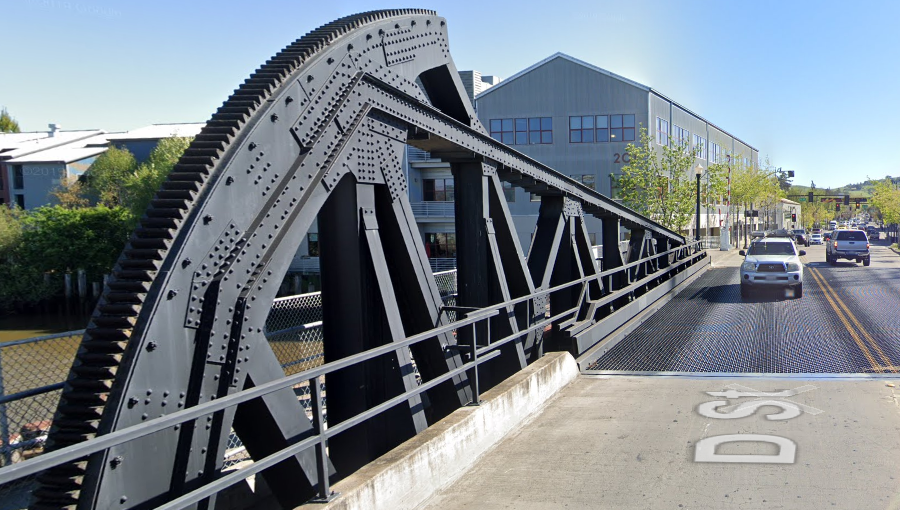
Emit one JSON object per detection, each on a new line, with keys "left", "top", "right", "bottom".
{"left": 0, "top": 270, "right": 459, "bottom": 497}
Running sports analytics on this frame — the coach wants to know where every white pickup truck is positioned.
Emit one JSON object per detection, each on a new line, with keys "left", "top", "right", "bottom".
{"left": 826, "top": 229, "right": 870, "bottom": 266}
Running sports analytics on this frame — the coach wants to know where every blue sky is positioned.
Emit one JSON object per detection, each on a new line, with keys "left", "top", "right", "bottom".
{"left": 1, "top": 0, "right": 897, "bottom": 188}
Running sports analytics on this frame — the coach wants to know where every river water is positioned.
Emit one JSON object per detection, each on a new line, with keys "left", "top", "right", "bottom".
{"left": 0, "top": 306, "right": 91, "bottom": 343}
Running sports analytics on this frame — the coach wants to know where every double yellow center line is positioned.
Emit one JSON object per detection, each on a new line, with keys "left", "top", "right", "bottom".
{"left": 806, "top": 264, "right": 894, "bottom": 373}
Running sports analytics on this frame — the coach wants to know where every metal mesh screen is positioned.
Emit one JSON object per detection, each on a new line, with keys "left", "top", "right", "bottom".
{"left": 0, "top": 270, "right": 458, "bottom": 477}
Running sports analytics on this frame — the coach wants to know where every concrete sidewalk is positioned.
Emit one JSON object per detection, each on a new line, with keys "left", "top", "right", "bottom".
{"left": 705, "top": 247, "right": 743, "bottom": 268}
{"left": 418, "top": 374, "right": 900, "bottom": 510}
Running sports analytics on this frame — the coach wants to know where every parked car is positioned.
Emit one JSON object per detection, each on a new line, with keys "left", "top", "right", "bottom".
{"left": 810, "top": 233, "right": 823, "bottom": 245}
{"left": 826, "top": 229, "right": 870, "bottom": 266}
{"left": 739, "top": 237, "right": 805, "bottom": 298}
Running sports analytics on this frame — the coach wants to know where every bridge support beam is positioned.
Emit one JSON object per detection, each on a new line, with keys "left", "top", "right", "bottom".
{"left": 319, "top": 177, "right": 425, "bottom": 479}
{"left": 453, "top": 161, "right": 528, "bottom": 391}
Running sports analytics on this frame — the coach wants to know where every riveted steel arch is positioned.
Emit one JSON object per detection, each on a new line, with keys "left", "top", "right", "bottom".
{"left": 32, "top": 9, "right": 690, "bottom": 510}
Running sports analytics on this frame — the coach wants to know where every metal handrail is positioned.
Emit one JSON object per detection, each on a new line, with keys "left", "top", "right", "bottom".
{"left": 0, "top": 308, "right": 499, "bottom": 484}
{"left": 0, "top": 244, "right": 704, "bottom": 507}
{"left": 0, "top": 330, "right": 85, "bottom": 348}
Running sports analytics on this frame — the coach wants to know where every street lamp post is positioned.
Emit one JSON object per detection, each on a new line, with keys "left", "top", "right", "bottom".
{"left": 720, "top": 156, "right": 732, "bottom": 251}
{"left": 694, "top": 163, "right": 703, "bottom": 246}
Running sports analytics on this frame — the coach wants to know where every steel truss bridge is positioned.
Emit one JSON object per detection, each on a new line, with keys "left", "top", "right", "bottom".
{"left": 0, "top": 10, "right": 706, "bottom": 509}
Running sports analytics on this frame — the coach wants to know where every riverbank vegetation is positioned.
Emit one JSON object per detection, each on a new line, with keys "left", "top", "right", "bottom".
{"left": 0, "top": 138, "right": 190, "bottom": 313}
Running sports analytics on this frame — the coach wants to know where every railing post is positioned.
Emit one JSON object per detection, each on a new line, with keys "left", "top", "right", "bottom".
{"left": 468, "top": 322, "right": 480, "bottom": 406}
{"left": 310, "top": 377, "right": 337, "bottom": 502}
{"left": 0, "top": 346, "right": 11, "bottom": 466}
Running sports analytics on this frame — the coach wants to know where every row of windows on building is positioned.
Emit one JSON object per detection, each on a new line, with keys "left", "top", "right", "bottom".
{"left": 489, "top": 115, "right": 642, "bottom": 146}
{"left": 424, "top": 177, "right": 517, "bottom": 203}
{"left": 305, "top": 230, "right": 458, "bottom": 259}
{"left": 655, "top": 117, "right": 749, "bottom": 167}
{"left": 568, "top": 114, "right": 636, "bottom": 143}
{"left": 489, "top": 118, "right": 553, "bottom": 145}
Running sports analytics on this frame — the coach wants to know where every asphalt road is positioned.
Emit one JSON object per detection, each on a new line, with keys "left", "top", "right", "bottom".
{"left": 586, "top": 239, "right": 900, "bottom": 374}
{"left": 418, "top": 235, "right": 900, "bottom": 510}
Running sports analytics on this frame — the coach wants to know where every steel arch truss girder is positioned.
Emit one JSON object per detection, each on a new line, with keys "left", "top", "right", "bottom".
{"left": 35, "top": 9, "right": 690, "bottom": 510}
{"left": 63, "top": 73, "right": 475, "bottom": 510}
{"left": 355, "top": 75, "right": 683, "bottom": 244}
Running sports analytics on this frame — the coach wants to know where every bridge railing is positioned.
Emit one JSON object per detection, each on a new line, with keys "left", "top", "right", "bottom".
{"left": 0, "top": 247, "right": 702, "bottom": 507}
{"left": 0, "top": 270, "right": 459, "bottom": 473}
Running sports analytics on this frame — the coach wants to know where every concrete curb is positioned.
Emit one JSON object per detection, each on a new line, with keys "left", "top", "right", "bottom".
{"left": 296, "top": 352, "right": 580, "bottom": 510}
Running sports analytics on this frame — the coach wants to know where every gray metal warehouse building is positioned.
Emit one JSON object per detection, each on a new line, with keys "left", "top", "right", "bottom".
{"left": 474, "top": 52, "right": 759, "bottom": 249}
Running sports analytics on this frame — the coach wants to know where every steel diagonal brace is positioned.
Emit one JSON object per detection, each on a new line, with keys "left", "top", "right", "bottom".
{"left": 359, "top": 186, "right": 429, "bottom": 433}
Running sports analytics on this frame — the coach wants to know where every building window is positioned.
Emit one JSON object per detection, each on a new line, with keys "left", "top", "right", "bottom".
{"left": 423, "top": 178, "right": 454, "bottom": 201}
{"left": 571, "top": 174, "right": 595, "bottom": 190}
{"left": 569, "top": 114, "right": 633, "bottom": 143}
{"left": 491, "top": 117, "right": 552, "bottom": 145}
{"left": 709, "top": 143, "right": 720, "bottom": 164}
{"left": 595, "top": 115, "right": 609, "bottom": 142}
{"left": 693, "top": 134, "right": 707, "bottom": 160}
{"left": 672, "top": 125, "right": 690, "bottom": 150}
{"left": 656, "top": 118, "right": 669, "bottom": 146}
{"left": 569, "top": 116, "right": 594, "bottom": 143}
{"left": 503, "top": 181, "right": 515, "bottom": 202}
{"left": 12, "top": 165, "right": 23, "bottom": 189}
{"left": 308, "top": 233, "right": 319, "bottom": 257}
{"left": 610, "top": 114, "right": 635, "bottom": 142}
{"left": 424, "top": 233, "right": 456, "bottom": 258}
{"left": 14, "top": 194, "right": 24, "bottom": 209}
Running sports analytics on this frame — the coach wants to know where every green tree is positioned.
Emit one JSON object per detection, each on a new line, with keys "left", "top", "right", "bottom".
{"left": 124, "top": 136, "right": 192, "bottom": 217}
{"left": 618, "top": 127, "right": 700, "bottom": 232}
{"left": 84, "top": 146, "right": 138, "bottom": 206}
{"left": 870, "top": 178, "right": 900, "bottom": 225}
{"left": 0, "top": 206, "right": 24, "bottom": 256}
{"left": 0, "top": 107, "right": 20, "bottom": 133}
{"left": 0, "top": 207, "right": 49, "bottom": 311}
{"left": 17, "top": 206, "right": 134, "bottom": 282}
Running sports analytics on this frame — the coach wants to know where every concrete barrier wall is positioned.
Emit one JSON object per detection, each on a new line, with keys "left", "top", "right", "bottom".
{"left": 297, "top": 351, "right": 579, "bottom": 510}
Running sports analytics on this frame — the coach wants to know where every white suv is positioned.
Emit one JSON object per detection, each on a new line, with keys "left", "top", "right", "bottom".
{"left": 739, "top": 237, "right": 806, "bottom": 299}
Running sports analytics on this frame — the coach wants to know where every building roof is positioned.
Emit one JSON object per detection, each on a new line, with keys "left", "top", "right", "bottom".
{"left": 0, "top": 130, "right": 105, "bottom": 160}
{"left": 6, "top": 134, "right": 110, "bottom": 164}
{"left": 475, "top": 52, "right": 650, "bottom": 102}
{"left": 0, "top": 132, "right": 51, "bottom": 151}
{"left": 474, "top": 52, "right": 758, "bottom": 153}
{"left": 106, "top": 123, "right": 204, "bottom": 141}
{"left": 781, "top": 198, "right": 800, "bottom": 205}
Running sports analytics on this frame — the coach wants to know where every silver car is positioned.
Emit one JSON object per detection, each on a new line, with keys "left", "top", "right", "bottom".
{"left": 739, "top": 238, "right": 806, "bottom": 299}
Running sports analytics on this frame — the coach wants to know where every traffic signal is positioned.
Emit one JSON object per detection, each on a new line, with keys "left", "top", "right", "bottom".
{"left": 836, "top": 204, "right": 841, "bottom": 212}
{"left": 791, "top": 213, "right": 797, "bottom": 222}
{"left": 856, "top": 200, "right": 860, "bottom": 210}
{"left": 844, "top": 195, "right": 850, "bottom": 206}
{"left": 808, "top": 191, "right": 814, "bottom": 203}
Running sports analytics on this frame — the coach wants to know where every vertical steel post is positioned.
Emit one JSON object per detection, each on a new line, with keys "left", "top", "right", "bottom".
{"left": 469, "top": 322, "right": 480, "bottom": 406}
{"left": 695, "top": 172, "right": 701, "bottom": 246}
{"left": 0, "top": 346, "right": 11, "bottom": 466}
{"left": 310, "top": 377, "right": 336, "bottom": 502}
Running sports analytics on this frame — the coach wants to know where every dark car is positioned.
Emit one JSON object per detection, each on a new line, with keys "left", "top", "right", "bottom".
{"left": 792, "top": 229, "right": 809, "bottom": 247}
{"left": 823, "top": 231, "right": 833, "bottom": 241}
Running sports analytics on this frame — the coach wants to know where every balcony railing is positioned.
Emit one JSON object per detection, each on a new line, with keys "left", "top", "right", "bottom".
{"left": 410, "top": 201, "right": 455, "bottom": 217}
{"left": 290, "top": 256, "right": 320, "bottom": 274}
{"left": 428, "top": 258, "right": 456, "bottom": 272}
